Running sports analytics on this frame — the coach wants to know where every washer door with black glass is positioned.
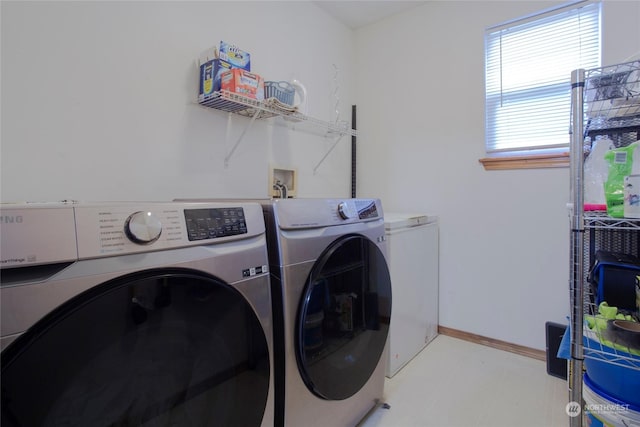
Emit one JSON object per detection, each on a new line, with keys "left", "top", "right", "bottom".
{"left": 1, "top": 268, "right": 270, "bottom": 427}
{"left": 296, "top": 234, "right": 392, "bottom": 400}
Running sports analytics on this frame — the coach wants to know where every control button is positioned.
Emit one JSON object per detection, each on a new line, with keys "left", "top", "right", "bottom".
{"left": 125, "top": 211, "right": 162, "bottom": 244}
{"left": 337, "top": 202, "right": 354, "bottom": 220}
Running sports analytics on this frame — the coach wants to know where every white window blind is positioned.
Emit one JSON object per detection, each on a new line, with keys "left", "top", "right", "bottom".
{"left": 485, "top": 1, "right": 600, "bottom": 155}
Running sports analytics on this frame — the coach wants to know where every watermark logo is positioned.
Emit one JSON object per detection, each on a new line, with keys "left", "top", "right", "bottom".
{"left": 566, "top": 401, "right": 631, "bottom": 418}
{"left": 566, "top": 401, "right": 582, "bottom": 417}
{"left": 585, "top": 403, "right": 630, "bottom": 415}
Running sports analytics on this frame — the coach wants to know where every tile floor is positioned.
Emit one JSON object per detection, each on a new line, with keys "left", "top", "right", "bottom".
{"left": 359, "top": 334, "right": 570, "bottom": 427}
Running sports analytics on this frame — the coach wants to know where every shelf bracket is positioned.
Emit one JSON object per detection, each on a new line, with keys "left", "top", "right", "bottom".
{"left": 313, "top": 133, "right": 344, "bottom": 174}
{"left": 224, "top": 108, "right": 261, "bottom": 167}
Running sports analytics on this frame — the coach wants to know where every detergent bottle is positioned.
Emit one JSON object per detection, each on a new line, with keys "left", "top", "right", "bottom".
{"left": 604, "top": 141, "right": 640, "bottom": 217}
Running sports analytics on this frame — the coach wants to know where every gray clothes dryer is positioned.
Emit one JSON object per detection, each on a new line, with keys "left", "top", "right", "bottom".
{"left": 263, "top": 198, "right": 392, "bottom": 427}
{"left": 0, "top": 201, "right": 274, "bottom": 427}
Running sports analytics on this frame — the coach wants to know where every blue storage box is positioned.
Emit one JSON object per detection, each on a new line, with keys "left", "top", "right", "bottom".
{"left": 588, "top": 250, "right": 640, "bottom": 311}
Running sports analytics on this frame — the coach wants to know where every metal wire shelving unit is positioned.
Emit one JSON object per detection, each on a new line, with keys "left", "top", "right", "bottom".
{"left": 569, "top": 60, "right": 640, "bottom": 427}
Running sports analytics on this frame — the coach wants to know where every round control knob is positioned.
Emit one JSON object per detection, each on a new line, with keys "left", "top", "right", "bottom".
{"left": 125, "top": 211, "right": 162, "bottom": 244}
{"left": 337, "top": 202, "right": 354, "bottom": 220}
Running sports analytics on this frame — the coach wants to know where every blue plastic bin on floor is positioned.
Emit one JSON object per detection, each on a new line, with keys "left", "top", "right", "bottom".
{"left": 583, "top": 335, "right": 640, "bottom": 407}
{"left": 583, "top": 374, "right": 640, "bottom": 426}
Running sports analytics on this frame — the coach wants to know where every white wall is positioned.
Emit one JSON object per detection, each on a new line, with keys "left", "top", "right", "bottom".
{"left": 355, "top": 0, "right": 640, "bottom": 350}
{"left": 3, "top": 0, "right": 639, "bottom": 352}
{"left": 1, "top": 1, "right": 355, "bottom": 202}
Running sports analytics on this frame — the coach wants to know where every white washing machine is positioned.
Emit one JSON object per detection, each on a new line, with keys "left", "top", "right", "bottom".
{"left": 0, "top": 201, "right": 274, "bottom": 427}
{"left": 263, "top": 198, "right": 392, "bottom": 427}
{"left": 384, "top": 213, "right": 439, "bottom": 378}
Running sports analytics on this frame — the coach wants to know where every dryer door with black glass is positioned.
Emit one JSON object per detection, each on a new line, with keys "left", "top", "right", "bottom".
{"left": 1, "top": 268, "right": 270, "bottom": 427}
{"left": 296, "top": 234, "right": 392, "bottom": 400}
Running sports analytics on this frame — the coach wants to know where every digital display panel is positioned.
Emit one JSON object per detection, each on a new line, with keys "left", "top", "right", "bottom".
{"left": 184, "top": 208, "right": 247, "bottom": 241}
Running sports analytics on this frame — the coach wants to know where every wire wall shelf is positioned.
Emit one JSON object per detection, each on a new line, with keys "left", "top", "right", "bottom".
{"left": 198, "top": 90, "right": 357, "bottom": 169}
{"left": 198, "top": 90, "right": 358, "bottom": 137}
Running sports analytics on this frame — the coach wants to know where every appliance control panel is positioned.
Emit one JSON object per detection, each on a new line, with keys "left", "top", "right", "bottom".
{"left": 74, "top": 202, "right": 260, "bottom": 259}
{"left": 274, "top": 198, "right": 383, "bottom": 229}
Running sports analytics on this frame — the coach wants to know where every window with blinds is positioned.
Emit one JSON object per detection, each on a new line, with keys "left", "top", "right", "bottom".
{"left": 484, "top": 1, "right": 601, "bottom": 156}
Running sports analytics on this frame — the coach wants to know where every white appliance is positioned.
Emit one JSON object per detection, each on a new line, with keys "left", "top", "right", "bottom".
{"left": 384, "top": 213, "right": 439, "bottom": 378}
{"left": 1, "top": 201, "right": 274, "bottom": 426}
